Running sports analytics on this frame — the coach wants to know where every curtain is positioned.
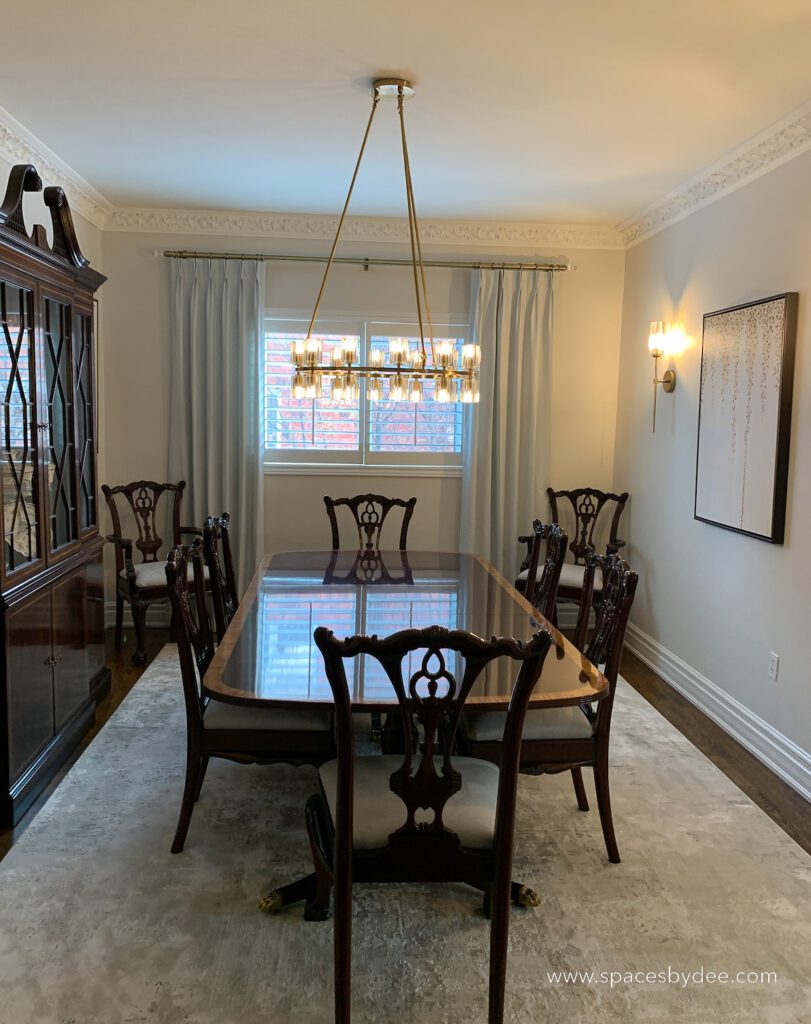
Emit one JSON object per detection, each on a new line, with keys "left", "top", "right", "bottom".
{"left": 168, "top": 258, "right": 265, "bottom": 591}
{"left": 459, "top": 268, "right": 554, "bottom": 576}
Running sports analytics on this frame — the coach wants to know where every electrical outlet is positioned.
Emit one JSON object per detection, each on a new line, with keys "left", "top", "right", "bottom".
{"left": 768, "top": 652, "right": 780, "bottom": 681}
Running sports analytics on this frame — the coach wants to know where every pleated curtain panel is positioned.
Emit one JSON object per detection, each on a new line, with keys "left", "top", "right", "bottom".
{"left": 168, "top": 258, "right": 265, "bottom": 591}
{"left": 460, "top": 268, "right": 554, "bottom": 576}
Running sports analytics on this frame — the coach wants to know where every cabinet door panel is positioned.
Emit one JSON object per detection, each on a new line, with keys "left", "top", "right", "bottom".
{"left": 42, "top": 296, "right": 78, "bottom": 556}
{"left": 7, "top": 590, "right": 53, "bottom": 781}
{"left": 86, "top": 553, "right": 105, "bottom": 680}
{"left": 0, "top": 280, "right": 41, "bottom": 577}
{"left": 72, "top": 310, "right": 97, "bottom": 533}
{"left": 52, "top": 567, "right": 88, "bottom": 729}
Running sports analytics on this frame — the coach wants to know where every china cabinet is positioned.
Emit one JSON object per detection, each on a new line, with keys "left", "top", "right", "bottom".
{"left": 0, "top": 164, "right": 108, "bottom": 827}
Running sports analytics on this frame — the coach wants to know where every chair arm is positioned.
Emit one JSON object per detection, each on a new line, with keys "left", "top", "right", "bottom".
{"left": 605, "top": 538, "right": 626, "bottom": 555}
{"left": 517, "top": 534, "right": 534, "bottom": 572}
{"left": 106, "top": 534, "right": 137, "bottom": 588}
{"left": 179, "top": 526, "right": 203, "bottom": 539}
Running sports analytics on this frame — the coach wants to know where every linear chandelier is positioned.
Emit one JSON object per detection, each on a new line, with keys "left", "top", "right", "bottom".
{"left": 291, "top": 77, "right": 481, "bottom": 405}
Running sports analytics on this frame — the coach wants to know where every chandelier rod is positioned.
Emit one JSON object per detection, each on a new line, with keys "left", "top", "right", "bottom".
{"left": 396, "top": 87, "right": 427, "bottom": 364}
{"left": 162, "top": 251, "right": 571, "bottom": 273}
{"left": 397, "top": 87, "right": 435, "bottom": 366}
{"left": 304, "top": 89, "right": 381, "bottom": 343}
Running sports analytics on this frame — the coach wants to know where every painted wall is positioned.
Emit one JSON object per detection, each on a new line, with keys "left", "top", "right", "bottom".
{"left": 613, "top": 148, "right": 811, "bottom": 756}
{"left": 98, "top": 230, "right": 624, "bottom": 580}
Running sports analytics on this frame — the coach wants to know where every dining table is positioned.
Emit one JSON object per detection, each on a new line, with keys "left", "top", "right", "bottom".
{"left": 203, "top": 548, "right": 609, "bottom": 914}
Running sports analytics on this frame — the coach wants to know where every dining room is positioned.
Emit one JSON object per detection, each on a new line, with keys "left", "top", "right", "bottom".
{"left": 0, "top": 3, "right": 810, "bottom": 1023}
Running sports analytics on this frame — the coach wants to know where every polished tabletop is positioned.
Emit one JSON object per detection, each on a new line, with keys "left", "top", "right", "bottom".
{"left": 203, "top": 550, "right": 608, "bottom": 711}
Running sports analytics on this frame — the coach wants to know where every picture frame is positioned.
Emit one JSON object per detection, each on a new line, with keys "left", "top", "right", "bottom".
{"left": 694, "top": 292, "right": 798, "bottom": 543}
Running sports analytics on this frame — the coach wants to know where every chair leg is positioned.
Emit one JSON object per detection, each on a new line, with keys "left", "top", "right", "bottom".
{"left": 171, "top": 754, "right": 203, "bottom": 854}
{"left": 195, "top": 756, "right": 209, "bottom": 802}
{"left": 114, "top": 593, "right": 125, "bottom": 647}
{"left": 131, "top": 603, "right": 148, "bottom": 666}
{"left": 593, "top": 755, "right": 620, "bottom": 863}
{"left": 571, "top": 767, "right": 590, "bottom": 812}
{"left": 304, "top": 794, "right": 333, "bottom": 921}
{"left": 332, "top": 837, "right": 352, "bottom": 1024}
{"left": 488, "top": 871, "right": 512, "bottom": 1024}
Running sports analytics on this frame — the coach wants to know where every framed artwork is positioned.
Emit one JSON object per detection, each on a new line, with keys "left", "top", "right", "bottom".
{"left": 695, "top": 292, "right": 798, "bottom": 543}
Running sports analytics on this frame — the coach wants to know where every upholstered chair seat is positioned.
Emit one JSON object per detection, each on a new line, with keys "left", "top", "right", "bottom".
{"left": 319, "top": 754, "right": 500, "bottom": 850}
{"left": 203, "top": 700, "right": 331, "bottom": 733}
{"left": 120, "top": 560, "right": 209, "bottom": 590}
{"left": 517, "top": 562, "right": 603, "bottom": 593}
{"left": 465, "top": 705, "right": 594, "bottom": 743}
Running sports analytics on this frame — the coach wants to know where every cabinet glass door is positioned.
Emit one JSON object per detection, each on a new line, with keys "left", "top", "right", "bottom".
{"left": 0, "top": 281, "right": 40, "bottom": 574}
{"left": 43, "top": 297, "right": 78, "bottom": 554}
{"left": 73, "top": 311, "right": 96, "bottom": 532}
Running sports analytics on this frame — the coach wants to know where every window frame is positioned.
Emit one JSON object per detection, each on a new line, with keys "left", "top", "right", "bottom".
{"left": 263, "top": 313, "right": 469, "bottom": 472}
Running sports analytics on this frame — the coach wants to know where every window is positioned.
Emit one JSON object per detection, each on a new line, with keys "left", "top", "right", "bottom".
{"left": 264, "top": 317, "right": 468, "bottom": 468}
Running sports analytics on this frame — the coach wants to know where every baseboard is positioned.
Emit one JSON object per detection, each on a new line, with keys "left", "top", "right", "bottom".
{"left": 104, "top": 601, "right": 171, "bottom": 629}
{"left": 625, "top": 623, "right": 811, "bottom": 803}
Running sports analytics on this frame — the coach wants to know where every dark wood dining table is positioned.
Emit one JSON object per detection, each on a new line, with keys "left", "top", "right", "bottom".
{"left": 203, "top": 549, "right": 608, "bottom": 913}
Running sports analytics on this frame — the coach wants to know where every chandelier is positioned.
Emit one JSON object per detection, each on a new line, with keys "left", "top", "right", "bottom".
{"left": 291, "top": 78, "right": 481, "bottom": 405}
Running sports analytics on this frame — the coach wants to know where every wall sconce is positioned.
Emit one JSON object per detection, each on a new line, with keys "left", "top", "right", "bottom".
{"left": 648, "top": 321, "right": 678, "bottom": 432}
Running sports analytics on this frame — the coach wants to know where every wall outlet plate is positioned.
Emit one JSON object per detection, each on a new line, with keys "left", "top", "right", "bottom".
{"left": 768, "top": 652, "right": 780, "bottom": 681}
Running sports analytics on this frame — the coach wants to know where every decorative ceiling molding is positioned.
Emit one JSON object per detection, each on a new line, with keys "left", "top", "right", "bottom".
{"left": 619, "top": 100, "right": 811, "bottom": 247}
{"left": 0, "top": 104, "right": 112, "bottom": 230}
{"left": 106, "top": 207, "right": 624, "bottom": 250}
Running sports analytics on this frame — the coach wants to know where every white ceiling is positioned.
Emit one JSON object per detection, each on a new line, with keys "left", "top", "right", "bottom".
{"left": 2, "top": 0, "right": 811, "bottom": 224}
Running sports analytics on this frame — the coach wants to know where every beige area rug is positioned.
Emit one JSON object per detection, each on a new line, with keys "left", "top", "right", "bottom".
{"left": 0, "top": 644, "right": 809, "bottom": 1024}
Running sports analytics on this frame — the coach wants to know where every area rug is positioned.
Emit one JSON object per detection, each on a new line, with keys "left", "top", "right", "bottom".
{"left": 0, "top": 645, "right": 809, "bottom": 1024}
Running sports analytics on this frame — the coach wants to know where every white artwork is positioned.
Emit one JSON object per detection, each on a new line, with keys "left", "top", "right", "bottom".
{"left": 695, "top": 294, "right": 796, "bottom": 543}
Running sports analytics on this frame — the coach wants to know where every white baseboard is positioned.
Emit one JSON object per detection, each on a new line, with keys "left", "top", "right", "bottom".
{"left": 104, "top": 601, "right": 171, "bottom": 629}
{"left": 625, "top": 622, "right": 811, "bottom": 804}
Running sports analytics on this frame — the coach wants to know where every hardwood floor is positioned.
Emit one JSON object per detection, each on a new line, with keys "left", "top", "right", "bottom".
{"left": 0, "top": 631, "right": 808, "bottom": 864}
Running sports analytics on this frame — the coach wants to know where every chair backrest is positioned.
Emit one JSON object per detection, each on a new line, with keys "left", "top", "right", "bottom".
{"left": 314, "top": 624, "right": 553, "bottom": 857}
{"left": 165, "top": 541, "right": 215, "bottom": 737}
{"left": 547, "top": 487, "right": 628, "bottom": 564}
{"left": 522, "top": 520, "right": 568, "bottom": 621}
{"left": 102, "top": 479, "right": 186, "bottom": 567}
{"left": 203, "top": 513, "right": 239, "bottom": 642}
{"left": 573, "top": 553, "right": 638, "bottom": 729}
{"left": 322, "top": 548, "right": 414, "bottom": 586}
{"left": 323, "top": 493, "right": 417, "bottom": 551}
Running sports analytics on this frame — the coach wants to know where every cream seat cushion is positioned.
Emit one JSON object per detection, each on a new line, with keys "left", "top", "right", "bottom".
{"left": 204, "top": 699, "right": 330, "bottom": 733}
{"left": 319, "top": 754, "right": 499, "bottom": 850}
{"left": 120, "top": 561, "right": 209, "bottom": 590}
{"left": 516, "top": 562, "right": 603, "bottom": 592}
{"left": 465, "top": 705, "right": 594, "bottom": 743}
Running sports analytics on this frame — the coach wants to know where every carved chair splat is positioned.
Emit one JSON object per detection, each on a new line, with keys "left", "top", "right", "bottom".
{"left": 323, "top": 493, "right": 417, "bottom": 552}
{"left": 521, "top": 520, "right": 568, "bottom": 622}
{"left": 202, "top": 513, "right": 239, "bottom": 643}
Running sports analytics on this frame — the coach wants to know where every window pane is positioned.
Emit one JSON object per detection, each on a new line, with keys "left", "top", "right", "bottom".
{"left": 264, "top": 330, "right": 360, "bottom": 451}
{"left": 368, "top": 335, "right": 464, "bottom": 453}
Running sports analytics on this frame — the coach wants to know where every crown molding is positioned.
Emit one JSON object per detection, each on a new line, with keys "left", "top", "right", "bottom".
{"left": 0, "top": 104, "right": 113, "bottom": 231}
{"left": 106, "top": 207, "right": 624, "bottom": 250}
{"left": 619, "top": 100, "right": 811, "bottom": 247}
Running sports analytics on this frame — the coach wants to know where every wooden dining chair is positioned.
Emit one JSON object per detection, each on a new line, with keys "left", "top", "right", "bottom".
{"left": 465, "top": 553, "right": 638, "bottom": 864}
{"left": 165, "top": 542, "right": 335, "bottom": 855}
{"left": 103, "top": 479, "right": 202, "bottom": 664}
{"left": 515, "top": 487, "right": 628, "bottom": 612}
{"left": 520, "top": 520, "right": 568, "bottom": 622}
{"left": 202, "top": 513, "right": 239, "bottom": 642}
{"left": 305, "top": 624, "right": 553, "bottom": 1024}
{"left": 324, "top": 493, "right": 417, "bottom": 551}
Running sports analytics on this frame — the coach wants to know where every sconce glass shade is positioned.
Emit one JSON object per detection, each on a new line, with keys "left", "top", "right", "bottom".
{"left": 648, "top": 321, "right": 666, "bottom": 358}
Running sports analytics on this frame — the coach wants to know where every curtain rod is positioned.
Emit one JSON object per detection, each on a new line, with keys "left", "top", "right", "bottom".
{"left": 161, "top": 249, "right": 571, "bottom": 272}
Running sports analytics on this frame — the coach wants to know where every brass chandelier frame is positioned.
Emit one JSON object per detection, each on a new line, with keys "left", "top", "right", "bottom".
{"left": 291, "top": 78, "right": 481, "bottom": 405}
